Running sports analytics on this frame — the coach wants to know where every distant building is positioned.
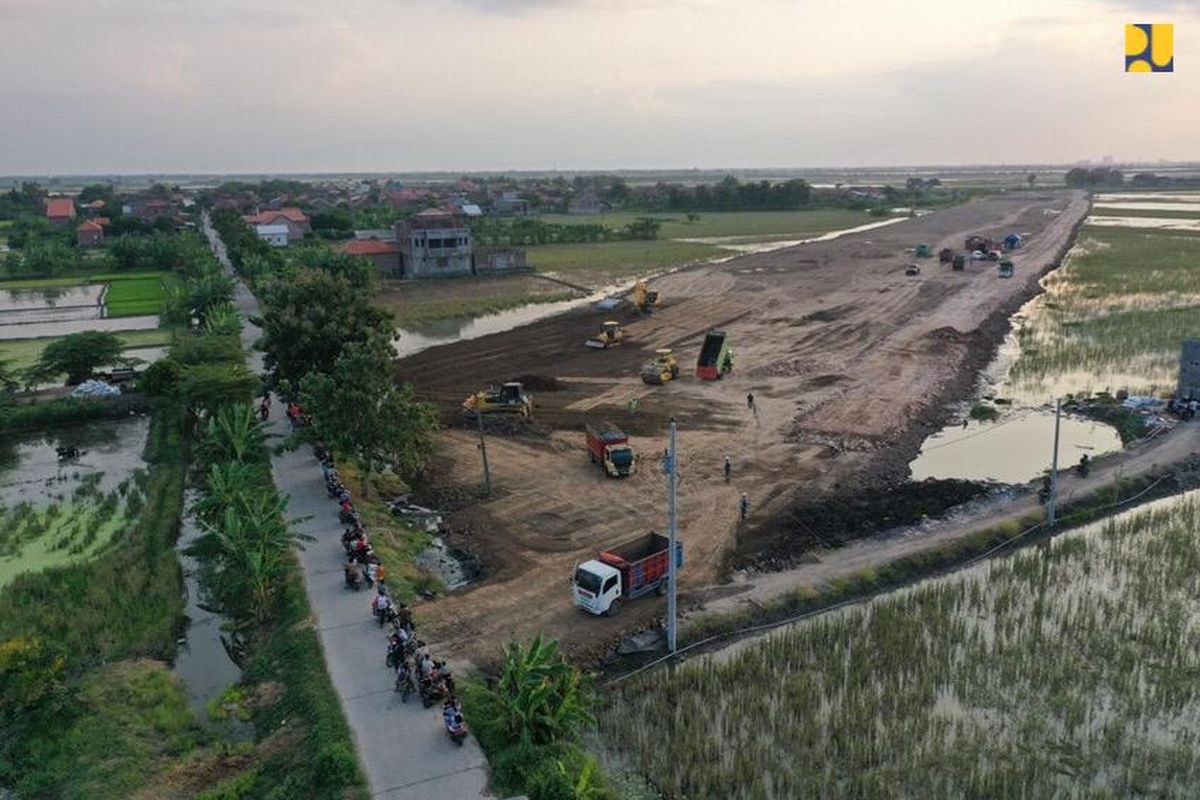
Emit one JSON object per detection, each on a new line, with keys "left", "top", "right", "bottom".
{"left": 394, "top": 209, "right": 473, "bottom": 278}
{"left": 123, "top": 196, "right": 175, "bottom": 222}
{"left": 474, "top": 247, "right": 528, "bottom": 274}
{"left": 458, "top": 203, "right": 483, "bottom": 218}
{"left": 45, "top": 197, "right": 76, "bottom": 227}
{"left": 1179, "top": 340, "right": 1200, "bottom": 399}
{"left": 244, "top": 207, "right": 310, "bottom": 244}
{"left": 255, "top": 224, "right": 290, "bottom": 248}
{"left": 568, "top": 190, "right": 602, "bottom": 215}
{"left": 354, "top": 228, "right": 397, "bottom": 242}
{"left": 493, "top": 191, "right": 528, "bottom": 216}
{"left": 339, "top": 239, "right": 402, "bottom": 278}
{"left": 76, "top": 218, "right": 106, "bottom": 248}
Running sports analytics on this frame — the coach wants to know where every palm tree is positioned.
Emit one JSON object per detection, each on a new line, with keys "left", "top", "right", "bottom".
{"left": 202, "top": 304, "right": 243, "bottom": 336}
{"left": 191, "top": 461, "right": 262, "bottom": 525}
{"left": 203, "top": 404, "right": 266, "bottom": 465}
{"left": 489, "top": 633, "right": 595, "bottom": 747}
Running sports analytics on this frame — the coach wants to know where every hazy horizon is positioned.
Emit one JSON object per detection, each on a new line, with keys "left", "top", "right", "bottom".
{"left": 1, "top": 0, "right": 1195, "bottom": 174}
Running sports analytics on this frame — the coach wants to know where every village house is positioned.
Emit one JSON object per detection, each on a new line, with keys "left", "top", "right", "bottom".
{"left": 75, "top": 218, "right": 109, "bottom": 248}
{"left": 492, "top": 191, "right": 529, "bottom": 216}
{"left": 567, "top": 190, "right": 602, "bottom": 215}
{"left": 45, "top": 197, "right": 76, "bottom": 227}
{"left": 243, "top": 207, "right": 310, "bottom": 244}
{"left": 254, "top": 224, "right": 290, "bottom": 247}
{"left": 339, "top": 239, "right": 402, "bottom": 278}
{"left": 394, "top": 209, "right": 473, "bottom": 278}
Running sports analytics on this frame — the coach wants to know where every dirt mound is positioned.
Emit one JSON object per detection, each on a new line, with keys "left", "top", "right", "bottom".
{"left": 512, "top": 374, "right": 563, "bottom": 391}
{"left": 733, "top": 478, "right": 991, "bottom": 572}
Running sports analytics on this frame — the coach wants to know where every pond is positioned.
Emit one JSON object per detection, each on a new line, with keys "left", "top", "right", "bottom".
{"left": 0, "top": 416, "right": 151, "bottom": 589}
{"left": 909, "top": 407, "right": 1122, "bottom": 483}
{"left": 601, "top": 491, "right": 1200, "bottom": 797}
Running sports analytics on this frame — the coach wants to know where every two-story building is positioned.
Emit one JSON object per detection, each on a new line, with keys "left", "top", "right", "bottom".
{"left": 394, "top": 209, "right": 473, "bottom": 278}
{"left": 243, "top": 207, "right": 311, "bottom": 245}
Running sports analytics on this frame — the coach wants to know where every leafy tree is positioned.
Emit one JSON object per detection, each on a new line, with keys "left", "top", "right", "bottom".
{"left": 191, "top": 461, "right": 264, "bottom": 526}
{"left": 291, "top": 245, "right": 374, "bottom": 289}
{"left": 259, "top": 267, "right": 394, "bottom": 387}
{"left": 185, "top": 272, "right": 237, "bottom": 324}
{"left": 177, "top": 363, "right": 259, "bottom": 416}
{"left": 20, "top": 240, "right": 76, "bottom": 277}
{"left": 299, "top": 340, "right": 439, "bottom": 494}
{"left": 202, "top": 304, "right": 243, "bottom": 337}
{"left": 0, "top": 637, "right": 68, "bottom": 758}
{"left": 625, "top": 217, "right": 660, "bottom": 241}
{"left": 137, "top": 357, "right": 182, "bottom": 397}
{"left": 0, "top": 358, "right": 19, "bottom": 394}
{"left": 27, "top": 330, "right": 125, "bottom": 385}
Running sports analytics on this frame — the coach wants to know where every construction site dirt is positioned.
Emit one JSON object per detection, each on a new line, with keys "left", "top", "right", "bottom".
{"left": 395, "top": 191, "right": 1091, "bottom": 665}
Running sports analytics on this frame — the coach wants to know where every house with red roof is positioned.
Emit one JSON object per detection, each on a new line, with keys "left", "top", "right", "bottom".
{"left": 338, "top": 238, "right": 402, "bottom": 278}
{"left": 45, "top": 197, "right": 76, "bottom": 228}
{"left": 76, "top": 218, "right": 108, "bottom": 248}
{"left": 243, "top": 207, "right": 311, "bottom": 244}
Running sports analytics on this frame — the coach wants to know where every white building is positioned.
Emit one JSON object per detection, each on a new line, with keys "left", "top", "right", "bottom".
{"left": 255, "top": 224, "right": 290, "bottom": 248}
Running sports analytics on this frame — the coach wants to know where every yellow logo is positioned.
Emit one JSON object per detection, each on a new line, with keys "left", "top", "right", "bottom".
{"left": 1126, "top": 23, "right": 1173, "bottom": 72}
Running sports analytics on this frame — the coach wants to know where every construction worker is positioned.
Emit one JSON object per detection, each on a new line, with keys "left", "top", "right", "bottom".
{"left": 724, "top": 455, "right": 732, "bottom": 482}
{"left": 739, "top": 493, "right": 749, "bottom": 523}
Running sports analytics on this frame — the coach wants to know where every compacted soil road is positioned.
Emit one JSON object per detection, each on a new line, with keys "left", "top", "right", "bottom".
{"left": 397, "top": 192, "right": 1091, "bottom": 662}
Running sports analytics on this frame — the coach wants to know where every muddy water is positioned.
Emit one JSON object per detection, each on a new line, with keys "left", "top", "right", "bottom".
{"left": 0, "top": 285, "right": 104, "bottom": 326}
{"left": 393, "top": 218, "right": 910, "bottom": 357}
{"left": 0, "top": 314, "right": 160, "bottom": 341}
{"left": 173, "top": 490, "right": 244, "bottom": 721}
{"left": 0, "top": 416, "right": 151, "bottom": 507}
{"left": 909, "top": 408, "right": 1122, "bottom": 483}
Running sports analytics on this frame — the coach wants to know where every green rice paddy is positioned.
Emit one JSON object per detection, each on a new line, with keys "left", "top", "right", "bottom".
{"left": 600, "top": 492, "right": 1200, "bottom": 798}
{"left": 1007, "top": 226, "right": 1200, "bottom": 398}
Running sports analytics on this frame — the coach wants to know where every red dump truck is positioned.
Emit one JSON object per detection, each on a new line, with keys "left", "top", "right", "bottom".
{"left": 572, "top": 532, "right": 683, "bottom": 616}
{"left": 586, "top": 424, "right": 636, "bottom": 477}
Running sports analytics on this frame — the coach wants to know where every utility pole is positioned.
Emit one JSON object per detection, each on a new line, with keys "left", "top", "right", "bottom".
{"left": 666, "top": 417, "right": 678, "bottom": 653}
{"left": 1047, "top": 398, "right": 1061, "bottom": 526}
{"left": 476, "top": 411, "right": 491, "bottom": 496}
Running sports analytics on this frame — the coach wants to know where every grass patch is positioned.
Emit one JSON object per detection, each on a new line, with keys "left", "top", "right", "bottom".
{"left": 526, "top": 239, "right": 724, "bottom": 285}
{"left": 968, "top": 403, "right": 999, "bottom": 421}
{"left": 537, "top": 209, "right": 883, "bottom": 239}
{"left": 7, "top": 660, "right": 210, "bottom": 800}
{"left": 0, "top": 327, "right": 175, "bottom": 371}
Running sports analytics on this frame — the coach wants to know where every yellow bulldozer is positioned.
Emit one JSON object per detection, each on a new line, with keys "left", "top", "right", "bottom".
{"left": 585, "top": 320, "right": 624, "bottom": 349}
{"left": 462, "top": 382, "right": 533, "bottom": 418}
{"left": 640, "top": 348, "right": 680, "bottom": 385}
{"left": 630, "top": 280, "right": 661, "bottom": 314}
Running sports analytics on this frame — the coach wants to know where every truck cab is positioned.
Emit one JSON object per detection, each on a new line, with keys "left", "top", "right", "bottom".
{"left": 573, "top": 559, "right": 623, "bottom": 615}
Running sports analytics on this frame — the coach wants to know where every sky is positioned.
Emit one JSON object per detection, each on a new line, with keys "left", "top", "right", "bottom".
{"left": 0, "top": 0, "right": 1195, "bottom": 174}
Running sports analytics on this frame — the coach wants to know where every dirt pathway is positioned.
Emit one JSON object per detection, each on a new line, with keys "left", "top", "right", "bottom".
{"left": 203, "top": 216, "right": 490, "bottom": 800}
{"left": 696, "top": 421, "right": 1200, "bottom": 616}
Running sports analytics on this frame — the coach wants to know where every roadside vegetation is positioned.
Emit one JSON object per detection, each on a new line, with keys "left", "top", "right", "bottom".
{"left": 1010, "top": 224, "right": 1200, "bottom": 398}
{"left": 601, "top": 491, "right": 1200, "bottom": 798}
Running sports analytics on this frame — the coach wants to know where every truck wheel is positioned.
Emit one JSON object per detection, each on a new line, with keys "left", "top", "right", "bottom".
{"left": 605, "top": 599, "right": 621, "bottom": 617}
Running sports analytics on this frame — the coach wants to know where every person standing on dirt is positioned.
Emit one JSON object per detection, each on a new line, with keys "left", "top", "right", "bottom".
{"left": 739, "top": 492, "right": 749, "bottom": 523}
{"left": 746, "top": 392, "right": 756, "bottom": 412}
{"left": 724, "top": 455, "right": 732, "bottom": 483}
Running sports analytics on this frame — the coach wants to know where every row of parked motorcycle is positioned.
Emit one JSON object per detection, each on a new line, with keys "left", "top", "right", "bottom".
{"left": 316, "top": 444, "right": 469, "bottom": 747}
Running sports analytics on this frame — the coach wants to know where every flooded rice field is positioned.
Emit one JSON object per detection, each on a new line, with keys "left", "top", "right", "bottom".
{"left": 1092, "top": 202, "right": 1200, "bottom": 213}
{"left": 1085, "top": 215, "right": 1200, "bottom": 231}
{"left": 0, "top": 313, "right": 160, "bottom": 341}
{"left": 1093, "top": 192, "right": 1200, "bottom": 204}
{"left": 909, "top": 407, "right": 1121, "bottom": 483}
{"left": 601, "top": 491, "right": 1200, "bottom": 798}
{"left": 0, "top": 285, "right": 105, "bottom": 326}
{"left": 0, "top": 416, "right": 151, "bottom": 588}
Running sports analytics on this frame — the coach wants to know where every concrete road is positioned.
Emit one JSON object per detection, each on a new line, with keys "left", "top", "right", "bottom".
{"left": 205, "top": 217, "right": 491, "bottom": 799}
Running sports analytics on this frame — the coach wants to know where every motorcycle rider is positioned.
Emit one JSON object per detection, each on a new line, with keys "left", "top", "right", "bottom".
{"left": 371, "top": 591, "right": 391, "bottom": 620}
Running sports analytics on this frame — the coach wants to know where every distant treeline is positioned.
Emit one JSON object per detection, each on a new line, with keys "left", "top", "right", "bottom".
{"left": 646, "top": 177, "right": 813, "bottom": 211}
{"left": 472, "top": 216, "right": 660, "bottom": 246}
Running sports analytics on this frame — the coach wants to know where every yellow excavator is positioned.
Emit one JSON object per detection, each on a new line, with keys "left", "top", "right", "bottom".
{"left": 585, "top": 320, "right": 624, "bottom": 349}
{"left": 462, "top": 382, "right": 533, "bottom": 418}
{"left": 630, "top": 280, "right": 661, "bottom": 314}
{"left": 640, "top": 348, "right": 680, "bottom": 385}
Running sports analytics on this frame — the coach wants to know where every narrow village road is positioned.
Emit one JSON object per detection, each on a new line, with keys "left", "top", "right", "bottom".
{"left": 203, "top": 217, "right": 490, "bottom": 799}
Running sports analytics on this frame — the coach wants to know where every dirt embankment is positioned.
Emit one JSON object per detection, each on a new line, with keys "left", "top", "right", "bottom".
{"left": 396, "top": 191, "right": 1091, "bottom": 663}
